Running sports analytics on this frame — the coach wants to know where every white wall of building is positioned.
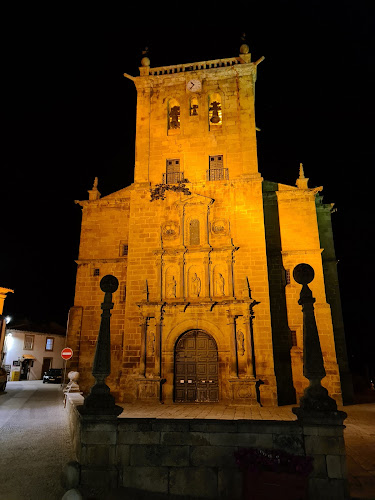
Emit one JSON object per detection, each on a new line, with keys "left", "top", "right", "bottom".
{"left": 3, "top": 329, "right": 66, "bottom": 380}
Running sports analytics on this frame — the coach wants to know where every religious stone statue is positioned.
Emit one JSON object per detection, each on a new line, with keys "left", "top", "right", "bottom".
{"left": 147, "top": 331, "right": 155, "bottom": 355}
{"left": 191, "top": 273, "right": 201, "bottom": 297}
{"left": 215, "top": 273, "right": 225, "bottom": 296}
{"left": 237, "top": 331, "right": 245, "bottom": 356}
{"left": 166, "top": 275, "right": 177, "bottom": 298}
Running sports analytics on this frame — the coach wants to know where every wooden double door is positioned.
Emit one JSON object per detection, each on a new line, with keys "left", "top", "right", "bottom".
{"left": 174, "top": 330, "right": 219, "bottom": 402}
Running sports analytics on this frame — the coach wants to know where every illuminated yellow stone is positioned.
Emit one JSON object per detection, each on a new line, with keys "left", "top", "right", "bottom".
{"left": 66, "top": 50, "right": 350, "bottom": 406}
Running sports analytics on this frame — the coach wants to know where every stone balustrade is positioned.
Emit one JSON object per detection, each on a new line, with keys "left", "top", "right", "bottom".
{"left": 148, "top": 57, "right": 242, "bottom": 76}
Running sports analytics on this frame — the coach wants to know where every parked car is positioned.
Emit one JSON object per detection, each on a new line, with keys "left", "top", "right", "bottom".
{"left": 43, "top": 368, "right": 62, "bottom": 384}
{"left": 0, "top": 367, "right": 7, "bottom": 391}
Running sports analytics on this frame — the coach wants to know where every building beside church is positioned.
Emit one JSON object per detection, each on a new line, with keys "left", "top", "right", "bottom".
{"left": 2, "top": 320, "right": 65, "bottom": 381}
{"left": 66, "top": 44, "right": 352, "bottom": 406}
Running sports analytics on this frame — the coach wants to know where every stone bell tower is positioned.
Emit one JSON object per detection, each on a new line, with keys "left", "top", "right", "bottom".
{"left": 119, "top": 43, "right": 278, "bottom": 406}
{"left": 125, "top": 43, "right": 264, "bottom": 185}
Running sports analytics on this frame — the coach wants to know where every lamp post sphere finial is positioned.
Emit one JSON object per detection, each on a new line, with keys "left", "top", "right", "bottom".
{"left": 293, "top": 263, "right": 314, "bottom": 285}
{"left": 100, "top": 275, "right": 119, "bottom": 293}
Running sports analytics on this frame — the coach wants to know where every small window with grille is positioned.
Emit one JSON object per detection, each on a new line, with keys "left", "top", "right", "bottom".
{"left": 93, "top": 268, "right": 100, "bottom": 277}
{"left": 119, "top": 240, "right": 128, "bottom": 257}
{"left": 285, "top": 269, "right": 291, "bottom": 285}
{"left": 291, "top": 330, "right": 297, "bottom": 347}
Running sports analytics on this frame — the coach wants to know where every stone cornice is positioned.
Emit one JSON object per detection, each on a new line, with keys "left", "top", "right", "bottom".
{"left": 75, "top": 175, "right": 264, "bottom": 209}
{"left": 136, "top": 297, "right": 253, "bottom": 318}
{"left": 75, "top": 258, "right": 127, "bottom": 265}
{"left": 281, "top": 249, "right": 323, "bottom": 257}
{"left": 74, "top": 198, "right": 130, "bottom": 209}
{"left": 130, "top": 58, "right": 257, "bottom": 90}
{"left": 154, "top": 245, "right": 237, "bottom": 256}
{"left": 276, "top": 186, "right": 323, "bottom": 201}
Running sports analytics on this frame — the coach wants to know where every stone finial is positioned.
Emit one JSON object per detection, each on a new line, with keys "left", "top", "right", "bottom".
{"left": 239, "top": 33, "right": 251, "bottom": 63}
{"left": 78, "top": 275, "right": 123, "bottom": 416}
{"left": 292, "top": 264, "right": 339, "bottom": 416}
{"left": 141, "top": 47, "right": 150, "bottom": 67}
{"left": 88, "top": 177, "right": 101, "bottom": 201}
{"left": 140, "top": 47, "right": 150, "bottom": 76}
{"left": 296, "top": 163, "right": 309, "bottom": 189}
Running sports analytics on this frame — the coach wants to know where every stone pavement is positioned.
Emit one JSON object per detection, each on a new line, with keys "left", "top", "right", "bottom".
{"left": 342, "top": 404, "right": 375, "bottom": 499}
{"left": 1, "top": 381, "right": 374, "bottom": 499}
{"left": 0, "top": 380, "right": 73, "bottom": 500}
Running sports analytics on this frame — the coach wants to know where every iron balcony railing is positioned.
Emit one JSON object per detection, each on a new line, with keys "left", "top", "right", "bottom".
{"left": 162, "top": 171, "right": 185, "bottom": 184}
{"left": 206, "top": 168, "right": 229, "bottom": 181}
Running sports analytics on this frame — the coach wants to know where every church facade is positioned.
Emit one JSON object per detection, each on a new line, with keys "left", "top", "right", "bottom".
{"left": 66, "top": 44, "right": 352, "bottom": 406}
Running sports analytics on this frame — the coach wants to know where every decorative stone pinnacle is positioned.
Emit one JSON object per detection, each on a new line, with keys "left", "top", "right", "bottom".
{"left": 299, "top": 163, "right": 305, "bottom": 178}
{"left": 140, "top": 47, "right": 150, "bottom": 71}
{"left": 78, "top": 274, "right": 123, "bottom": 416}
{"left": 296, "top": 163, "right": 309, "bottom": 189}
{"left": 292, "top": 264, "right": 338, "bottom": 414}
{"left": 88, "top": 177, "right": 101, "bottom": 201}
{"left": 239, "top": 33, "right": 251, "bottom": 62}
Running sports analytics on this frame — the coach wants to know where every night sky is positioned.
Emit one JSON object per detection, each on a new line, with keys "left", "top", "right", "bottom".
{"left": 2, "top": 3, "right": 374, "bottom": 374}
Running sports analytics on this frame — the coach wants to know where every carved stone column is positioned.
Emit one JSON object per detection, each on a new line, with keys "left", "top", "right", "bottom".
{"left": 136, "top": 309, "right": 162, "bottom": 401}
{"left": 145, "top": 317, "right": 157, "bottom": 378}
{"left": 226, "top": 254, "right": 235, "bottom": 298}
{"left": 139, "top": 317, "right": 147, "bottom": 377}
{"left": 203, "top": 255, "right": 210, "bottom": 298}
{"left": 228, "top": 314, "right": 238, "bottom": 379}
{"left": 154, "top": 312, "right": 163, "bottom": 379}
{"left": 236, "top": 314, "right": 255, "bottom": 378}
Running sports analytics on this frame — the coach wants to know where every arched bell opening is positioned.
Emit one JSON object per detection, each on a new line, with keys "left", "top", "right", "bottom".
{"left": 174, "top": 330, "right": 219, "bottom": 403}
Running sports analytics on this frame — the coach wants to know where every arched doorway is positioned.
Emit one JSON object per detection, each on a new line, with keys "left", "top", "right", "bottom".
{"left": 174, "top": 330, "right": 219, "bottom": 402}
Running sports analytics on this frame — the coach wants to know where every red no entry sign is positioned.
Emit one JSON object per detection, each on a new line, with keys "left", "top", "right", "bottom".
{"left": 61, "top": 347, "right": 73, "bottom": 360}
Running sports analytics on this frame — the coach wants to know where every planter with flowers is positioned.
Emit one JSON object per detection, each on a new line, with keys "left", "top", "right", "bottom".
{"left": 234, "top": 448, "right": 313, "bottom": 500}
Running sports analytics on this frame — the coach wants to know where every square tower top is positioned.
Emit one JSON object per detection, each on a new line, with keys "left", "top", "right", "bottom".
{"left": 124, "top": 45, "right": 265, "bottom": 185}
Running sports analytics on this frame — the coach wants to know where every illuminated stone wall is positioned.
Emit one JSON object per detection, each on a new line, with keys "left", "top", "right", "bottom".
{"left": 66, "top": 50, "right": 348, "bottom": 406}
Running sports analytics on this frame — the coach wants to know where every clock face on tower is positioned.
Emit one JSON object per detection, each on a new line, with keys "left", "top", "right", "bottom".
{"left": 186, "top": 79, "right": 202, "bottom": 92}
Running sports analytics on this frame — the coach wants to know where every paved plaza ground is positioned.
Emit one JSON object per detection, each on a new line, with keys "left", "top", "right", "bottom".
{"left": 0, "top": 380, "right": 73, "bottom": 500}
{"left": 0, "top": 380, "right": 374, "bottom": 499}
